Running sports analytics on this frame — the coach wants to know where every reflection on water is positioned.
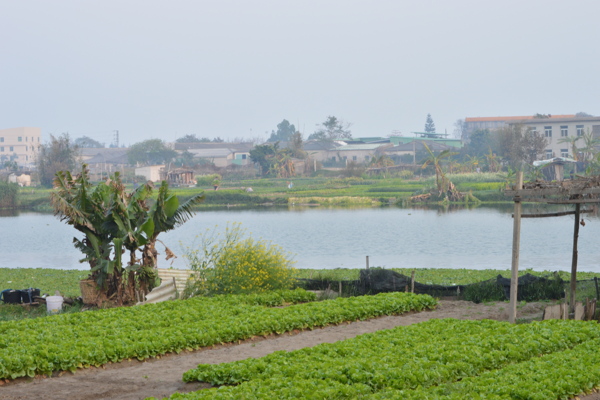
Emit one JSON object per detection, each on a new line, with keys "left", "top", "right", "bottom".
{"left": 1, "top": 204, "right": 599, "bottom": 272}
{"left": 0, "top": 209, "right": 19, "bottom": 217}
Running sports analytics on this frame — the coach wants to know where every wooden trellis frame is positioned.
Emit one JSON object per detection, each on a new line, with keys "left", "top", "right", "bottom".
{"left": 504, "top": 173, "right": 600, "bottom": 323}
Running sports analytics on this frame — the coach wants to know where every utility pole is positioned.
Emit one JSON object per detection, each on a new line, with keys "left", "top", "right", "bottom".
{"left": 113, "top": 130, "right": 119, "bottom": 148}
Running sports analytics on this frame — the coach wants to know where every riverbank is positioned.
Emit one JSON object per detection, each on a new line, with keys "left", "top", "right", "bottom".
{"left": 13, "top": 173, "right": 509, "bottom": 212}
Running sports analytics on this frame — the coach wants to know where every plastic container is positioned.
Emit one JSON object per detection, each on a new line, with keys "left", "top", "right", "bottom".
{"left": 46, "top": 296, "right": 64, "bottom": 314}
{"left": 1, "top": 290, "right": 22, "bottom": 304}
{"left": 20, "top": 288, "right": 41, "bottom": 303}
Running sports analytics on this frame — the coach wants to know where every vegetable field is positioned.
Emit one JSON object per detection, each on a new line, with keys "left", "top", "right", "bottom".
{"left": 161, "top": 319, "right": 600, "bottom": 400}
{"left": 0, "top": 290, "right": 436, "bottom": 380}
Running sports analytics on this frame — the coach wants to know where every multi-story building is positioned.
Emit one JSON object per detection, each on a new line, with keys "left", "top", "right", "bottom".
{"left": 0, "top": 127, "right": 42, "bottom": 167}
{"left": 463, "top": 115, "right": 575, "bottom": 142}
{"left": 509, "top": 116, "right": 600, "bottom": 160}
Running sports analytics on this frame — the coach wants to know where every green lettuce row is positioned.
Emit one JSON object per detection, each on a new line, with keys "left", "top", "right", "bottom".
{"left": 0, "top": 291, "right": 435, "bottom": 380}
{"left": 372, "top": 337, "right": 600, "bottom": 400}
{"left": 171, "top": 320, "right": 600, "bottom": 400}
{"left": 183, "top": 319, "right": 600, "bottom": 387}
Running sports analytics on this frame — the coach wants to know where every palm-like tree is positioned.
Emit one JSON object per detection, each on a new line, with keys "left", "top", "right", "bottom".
{"left": 581, "top": 131, "right": 600, "bottom": 168}
{"left": 484, "top": 149, "right": 501, "bottom": 173}
{"left": 558, "top": 135, "right": 581, "bottom": 160}
{"left": 497, "top": 167, "right": 516, "bottom": 189}
{"left": 52, "top": 164, "right": 204, "bottom": 305}
{"left": 369, "top": 154, "right": 394, "bottom": 177}
{"left": 463, "top": 155, "right": 481, "bottom": 173}
{"left": 421, "top": 143, "right": 457, "bottom": 193}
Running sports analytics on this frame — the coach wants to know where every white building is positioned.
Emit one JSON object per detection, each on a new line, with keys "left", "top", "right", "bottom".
{"left": 0, "top": 127, "right": 41, "bottom": 167}
{"left": 135, "top": 165, "right": 165, "bottom": 182}
{"left": 509, "top": 116, "right": 600, "bottom": 159}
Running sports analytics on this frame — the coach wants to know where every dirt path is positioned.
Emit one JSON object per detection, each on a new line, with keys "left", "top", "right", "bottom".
{"left": 0, "top": 300, "right": 594, "bottom": 400}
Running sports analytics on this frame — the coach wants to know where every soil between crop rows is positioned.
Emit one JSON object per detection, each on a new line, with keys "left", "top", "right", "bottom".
{"left": 0, "top": 300, "right": 598, "bottom": 400}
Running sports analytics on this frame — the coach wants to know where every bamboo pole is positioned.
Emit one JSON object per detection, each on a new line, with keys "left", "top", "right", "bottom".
{"left": 509, "top": 171, "right": 523, "bottom": 324}
{"left": 569, "top": 203, "right": 581, "bottom": 315}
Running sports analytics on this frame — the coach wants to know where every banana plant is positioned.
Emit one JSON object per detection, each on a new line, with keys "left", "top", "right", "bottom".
{"left": 52, "top": 164, "right": 204, "bottom": 305}
{"left": 421, "top": 143, "right": 457, "bottom": 194}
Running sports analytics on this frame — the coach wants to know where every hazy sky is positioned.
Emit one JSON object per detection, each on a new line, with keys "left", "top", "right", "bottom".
{"left": 2, "top": 0, "right": 599, "bottom": 146}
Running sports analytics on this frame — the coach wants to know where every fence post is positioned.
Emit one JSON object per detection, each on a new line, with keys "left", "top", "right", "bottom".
{"left": 509, "top": 171, "right": 523, "bottom": 324}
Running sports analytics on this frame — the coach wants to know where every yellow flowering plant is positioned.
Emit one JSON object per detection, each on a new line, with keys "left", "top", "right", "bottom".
{"left": 182, "top": 223, "right": 297, "bottom": 297}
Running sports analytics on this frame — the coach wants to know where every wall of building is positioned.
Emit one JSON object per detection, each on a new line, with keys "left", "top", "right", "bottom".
{"left": 517, "top": 117, "right": 600, "bottom": 159}
{"left": 135, "top": 165, "right": 165, "bottom": 182}
{"left": 0, "top": 127, "right": 41, "bottom": 167}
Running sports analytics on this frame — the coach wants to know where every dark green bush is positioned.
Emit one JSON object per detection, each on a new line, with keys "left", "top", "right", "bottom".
{"left": 0, "top": 181, "right": 18, "bottom": 209}
{"left": 461, "top": 280, "right": 506, "bottom": 303}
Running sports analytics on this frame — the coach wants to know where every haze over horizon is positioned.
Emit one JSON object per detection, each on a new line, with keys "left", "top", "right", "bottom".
{"left": 1, "top": 0, "right": 599, "bottom": 146}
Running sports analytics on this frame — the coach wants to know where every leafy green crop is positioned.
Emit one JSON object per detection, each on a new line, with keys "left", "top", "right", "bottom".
{"left": 169, "top": 319, "right": 600, "bottom": 400}
{"left": 0, "top": 290, "right": 435, "bottom": 380}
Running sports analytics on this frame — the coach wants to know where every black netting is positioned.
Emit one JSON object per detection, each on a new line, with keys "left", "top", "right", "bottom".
{"left": 297, "top": 269, "right": 599, "bottom": 304}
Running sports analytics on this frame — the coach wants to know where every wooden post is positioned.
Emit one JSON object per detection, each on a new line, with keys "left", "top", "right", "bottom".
{"left": 366, "top": 256, "right": 369, "bottom": 270}
{"left": 594, "top": 277, "right": 599, "bottom": 300}
{"left": 411, "top": 270, "right": 415, "bottom": 293}
{"left": 569, "top": 203, "right": 581, "bottom": 314}
{"left": 339, "top": 281, "right": 342, "bottom": 296}
{"left": 509, "top": 171, "right": 523, "bottom": 324}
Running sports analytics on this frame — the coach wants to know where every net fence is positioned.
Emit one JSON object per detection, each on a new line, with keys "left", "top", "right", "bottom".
{"left": 297, "top": 268, "right": 600, "bottom": 304}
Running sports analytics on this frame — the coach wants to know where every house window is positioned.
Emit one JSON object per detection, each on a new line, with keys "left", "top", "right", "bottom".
{"left": 18, "top": 137, "right": 22, "bottom": 142}
{"left": 0, "top": 147, "right": 4, "bottom": 152}
{"left": 561, "top": 148, "right": 569, "bottom": 157}
{"left": 9, "top": 146, "right": 14, "bottom": 152}
{"left": 545, "top": 149, "right": 553, "bottom": 159}
{"left": 544, "top": 126, "right": 552, "bottom": 138}
{"left": 529, "top": 127, "right": 537, "bottom": 135}
{"left": 241, "top": 154, "right": 247, "bottom": 159}
{"left": 25, "top": 136, "right": 28, "bottom": 142}
{"left": 0, "top": 137, "right": 3, "bottom": 142}
{"left": 577, "top": 125, "right": 584, "bottom": 136}
{"left": 331, "top": 157, "right": 336, "bottom": 162}
{"left": 365, "top": 155, "right": 370, "bottom": 161}
{"left": 352, "top": 156, "right": 357, "bottom": 161}
{"left": 560, "top": 126, "right": 568, "bottom": 137}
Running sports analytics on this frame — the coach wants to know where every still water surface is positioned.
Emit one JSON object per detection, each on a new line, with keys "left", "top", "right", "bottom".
{"left": 1, "top": 205, "right": 599, "bottom": 272}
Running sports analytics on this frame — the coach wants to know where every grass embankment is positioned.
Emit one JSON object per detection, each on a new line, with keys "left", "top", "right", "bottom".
{"left": 2, "top": 267, "right": 598, "bottom": 321}
{"left": 0, "top": 268, "right": 89, "bottom": 321}
{"left": 14, "top": 173, "right": 511, "bottom": 210}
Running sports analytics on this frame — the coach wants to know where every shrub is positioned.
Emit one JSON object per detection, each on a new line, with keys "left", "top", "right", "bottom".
{"left": 398, "top": 169, "right": 414, "bottom": 179}
{"left": 183, "top": 223, "right": 296, "bottom": 297}
{"left": 0, "top": 181, "right": 18, "bottom": 209}
{"left": 195, "top": 174, "right": 222, "bottom": 187}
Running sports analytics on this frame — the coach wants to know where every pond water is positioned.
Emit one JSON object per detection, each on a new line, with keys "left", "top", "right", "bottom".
{"left": 1, "top": 205, "right": 599, "bottom": 272}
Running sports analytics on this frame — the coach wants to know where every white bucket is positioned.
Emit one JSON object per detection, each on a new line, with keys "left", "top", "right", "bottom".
{"left": 46, "top": 296, "right": 64, "bottom": 314}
